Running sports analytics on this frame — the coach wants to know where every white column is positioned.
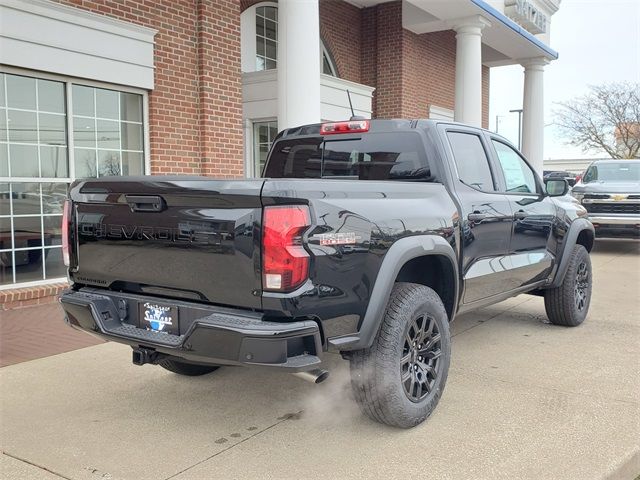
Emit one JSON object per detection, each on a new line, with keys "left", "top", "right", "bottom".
{"left": 452, "top": 16, "right": 490, "bottom": 126}
{"left": 521, "top": 58, "right": 548, "bottom": 174}
{"left": 277, "top": 0, "right": 321, "bottom": 130}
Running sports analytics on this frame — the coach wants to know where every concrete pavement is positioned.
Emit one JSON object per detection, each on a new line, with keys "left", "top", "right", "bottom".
{"left": 1, "top": 239, "right": 639, "bottom": 480}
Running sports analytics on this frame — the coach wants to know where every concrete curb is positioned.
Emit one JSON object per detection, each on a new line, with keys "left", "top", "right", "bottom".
{"left": 605, "top": 449, "right": 640, "bottom": 480}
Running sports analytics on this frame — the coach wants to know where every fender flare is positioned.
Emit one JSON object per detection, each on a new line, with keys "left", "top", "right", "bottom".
{"left": 328, "top": 235, "right": 459, "bottom": 351}
{"left": 549, "top": 218, "right": 594, "bottom": 288}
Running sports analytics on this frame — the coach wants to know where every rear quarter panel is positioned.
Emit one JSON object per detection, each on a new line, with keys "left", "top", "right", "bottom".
{"left": 261, "top": 179, "right": 458, "bottom": 339}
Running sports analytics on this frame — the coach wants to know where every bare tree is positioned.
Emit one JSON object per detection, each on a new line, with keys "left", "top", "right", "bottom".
{"left": 554, "top": 83, "right": 640, "bottom": 159}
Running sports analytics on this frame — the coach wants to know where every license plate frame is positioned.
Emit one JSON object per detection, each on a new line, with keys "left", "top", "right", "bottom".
{"left": 139, "top": 301, "right": 179, "bottom": 335}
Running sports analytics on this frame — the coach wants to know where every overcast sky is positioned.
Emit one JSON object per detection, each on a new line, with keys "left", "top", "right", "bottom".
{"left": 489, "top": 0, "right": 640, "bottom": 160}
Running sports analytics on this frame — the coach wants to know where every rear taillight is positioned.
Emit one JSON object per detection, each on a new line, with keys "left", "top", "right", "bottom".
{"left": 62, "top": 199, "right": 71, "bottom": 266}
{"left": 262, "top": 205, "right": 311, "bottom": 291}
{"left": 320, "top": 120, "right": 370, "bottom": 135}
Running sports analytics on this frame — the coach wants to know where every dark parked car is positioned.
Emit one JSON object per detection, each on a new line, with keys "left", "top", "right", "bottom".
{"left": 544, "top": 170, "right": 577, "bottom": 187}
{"left": 60, "top": 119, "right": 595, "bottom": 428}
{"left": 571, "top": 159, "right": 640, "bottom": 237}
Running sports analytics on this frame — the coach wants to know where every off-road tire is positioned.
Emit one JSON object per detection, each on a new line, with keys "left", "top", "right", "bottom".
{"left": 158, "top": 359, "right": 220, "bottom": 376}
{"left": 544, "top": 244, "right": 592, "bottom": 327}
{"left": 349, "top": 282, "right": 451, "bottom": 428}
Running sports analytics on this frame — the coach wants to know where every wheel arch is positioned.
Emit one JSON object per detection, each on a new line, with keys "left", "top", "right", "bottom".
{"left": 329, "top": 235, "right": 459, "bottom": 352}
{"left": 576, "top": 228, "right": 595, "bottom": 252}
{"left": 549, "top": 218, "right": 595, "bottom": 288}
{"left": 395, "top": 255, "right": 457, "bottom": 322}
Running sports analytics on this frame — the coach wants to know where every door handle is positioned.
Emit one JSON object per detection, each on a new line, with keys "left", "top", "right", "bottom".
{"left": 467, "top": 212, "right": 489, "bottom": 222}
{"left": 514, "top": 210, "right": 528, "bottom": 220}
{"left": 125, "top": 195, "right": 166, "bottom": 212}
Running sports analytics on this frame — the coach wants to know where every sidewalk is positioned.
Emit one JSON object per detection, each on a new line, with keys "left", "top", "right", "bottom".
{"left": 0, "top": 303, "right": 102, "bottom": 367}
{"left": 0, "top": 239, "right": 638, "bottom": 480}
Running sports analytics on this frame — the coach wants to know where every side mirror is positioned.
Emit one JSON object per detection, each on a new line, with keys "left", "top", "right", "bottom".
{"left": 545, "top": 178, "right": 569, "bottom": 197}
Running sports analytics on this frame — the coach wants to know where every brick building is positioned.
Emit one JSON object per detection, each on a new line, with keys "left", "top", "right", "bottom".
{"left": 0, "top": 0, "right": 560, "bottom": 303}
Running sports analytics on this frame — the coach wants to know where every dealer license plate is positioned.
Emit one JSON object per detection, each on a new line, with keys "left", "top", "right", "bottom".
{"left": 139, "top": 301, "right": 179, "bottom": 335}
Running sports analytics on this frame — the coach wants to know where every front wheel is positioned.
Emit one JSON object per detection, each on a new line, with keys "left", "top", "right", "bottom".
{"left": 544, "top": 244, "right": 592, "bottom": 327}
{"left": 349, "top": 283, "right": 451, "bottom": 428}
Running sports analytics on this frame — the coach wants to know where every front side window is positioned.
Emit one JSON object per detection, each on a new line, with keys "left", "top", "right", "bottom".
{"left": 491, "top": 140, "right": 538, "bottom": 194}
{"left": 447, "top": 132, "right": 495, "bottom": 192}
{"left": 0, "top": 72, "right": 146, "bottom": 286}
{"left": 264, "top": 133, "right": 435, "bottom": 181}
{"left": 256, "top": 6, "right": 277, "bottom": 71}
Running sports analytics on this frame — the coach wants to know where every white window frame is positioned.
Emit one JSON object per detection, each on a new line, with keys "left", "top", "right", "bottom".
{"left": 0, "top": 65, "right": 150, "bottom": 289}
{"left": 241, "top": 2, "right": 279, "bottom": 73}
{"left": 321, "top": 42, "right": 338, "bottom": 77}
{"left": 246, "top": 117, "right": 278, "bottom": 178}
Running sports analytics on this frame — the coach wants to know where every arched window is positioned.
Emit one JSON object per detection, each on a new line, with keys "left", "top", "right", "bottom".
{"left": 240, "top": 3, "right": 339, "bottom": 77}
{"left": 321, "top": 41, "right": 337, "bottom": 77}
{"left": 240, "top": 2, "right": 278, "bottom": 73}
{"left": 255, "top": 4, "right": 277, "bottom": 71}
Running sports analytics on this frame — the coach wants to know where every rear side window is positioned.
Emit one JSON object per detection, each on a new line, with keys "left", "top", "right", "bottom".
{"left": 264, "top": 132, "right": 436, "bottom": 181}
{"left": 447, "top": 132, "right": 495, "bottom": 192}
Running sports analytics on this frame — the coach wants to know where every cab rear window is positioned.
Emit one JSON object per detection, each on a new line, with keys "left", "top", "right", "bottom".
{"left": 263, "top": 133, "right": 436, "bottom": 181}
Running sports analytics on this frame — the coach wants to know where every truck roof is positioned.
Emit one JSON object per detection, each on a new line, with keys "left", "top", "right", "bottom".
{"left": 589, "top": 158, "right": 640, "bottom": 164}
{"left": 278, "top": 118, "right": 497, "bottom": 139}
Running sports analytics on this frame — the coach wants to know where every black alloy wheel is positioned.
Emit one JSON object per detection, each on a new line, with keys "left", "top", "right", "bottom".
{"left": 574, "top": 261, "right": 589, "bottom": 312}
{"left": 401, "top": 314, "right": 442, "bottom": 402}
{"left": 544, "top": 244, "right": 592, "bottom": 327}
{"left": 349, "top": 283, "right": 451, "bottom": 428}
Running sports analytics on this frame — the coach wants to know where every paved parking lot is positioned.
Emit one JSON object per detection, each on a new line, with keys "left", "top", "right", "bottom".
{"left": 1, "top": 239, "right": 639, "bottom": 480}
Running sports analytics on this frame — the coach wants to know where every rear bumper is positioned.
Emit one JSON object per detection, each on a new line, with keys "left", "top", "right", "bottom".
{"left": 60, "top": 289, "right": 323, "bottom": 372}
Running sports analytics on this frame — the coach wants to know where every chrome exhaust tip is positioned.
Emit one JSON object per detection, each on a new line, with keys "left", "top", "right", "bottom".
{"left": 292, "top": 368, "right": 330, "bottom": 384}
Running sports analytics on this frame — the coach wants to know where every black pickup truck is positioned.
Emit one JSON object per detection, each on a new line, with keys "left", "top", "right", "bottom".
{"left": 60, "top": 119, "right": 595, "bottom": 428}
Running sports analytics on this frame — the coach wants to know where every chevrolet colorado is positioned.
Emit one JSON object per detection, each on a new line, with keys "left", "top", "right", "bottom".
{"left": 60, "top": 119, "right": 595, "bottom": 428}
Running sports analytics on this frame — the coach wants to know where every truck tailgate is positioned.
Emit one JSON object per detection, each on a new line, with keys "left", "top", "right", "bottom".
{"left": 69, "top": 177, "right": 264, "bottom": 309}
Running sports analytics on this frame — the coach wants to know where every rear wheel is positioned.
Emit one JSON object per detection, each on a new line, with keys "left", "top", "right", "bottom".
{"left": 544, "top": 244, "right": 592, "bottom": 327}
{"left": 158, "top": 359, "right": 220, "bottom": 376}
{"left": 349, "top": 283, "right": 451, "bottom": 428}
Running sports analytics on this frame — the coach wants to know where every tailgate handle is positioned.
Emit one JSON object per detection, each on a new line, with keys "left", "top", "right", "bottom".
{"left": 126, "top": 195, "right": 166, "bottom": 212}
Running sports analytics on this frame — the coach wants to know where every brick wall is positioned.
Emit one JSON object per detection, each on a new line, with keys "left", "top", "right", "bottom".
{"left": 57, "top": 0, "right": 243, "bottom": 177}
{"left": 358, "top": 1, "right": 489, "bottom": 123}
{"left": 373, "top": 1, "right": 404, "bottom": 118}
{"left": 402, "top": 30, "right": 457, "bottom": 119}
{"left": 482, "top": 65, "right": 490, "bottom": 129}
{"left": 1, "top": 283, "right": 68, "bottom": 310}
{"left": 361, "top": 6, "right": 378, "bottom": 115}
{"left": 197, "top": 0, "right": 244, "bottom": 177}
{"left": 319, "top": 0, "right": 362, "bottom": 83}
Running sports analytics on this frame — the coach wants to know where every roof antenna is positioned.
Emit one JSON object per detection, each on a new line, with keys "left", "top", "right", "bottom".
{"left": 347, "top": 90, "right": 365, "bottom": 121}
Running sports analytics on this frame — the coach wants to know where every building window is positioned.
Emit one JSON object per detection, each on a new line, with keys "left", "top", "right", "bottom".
{"left": 253, "top": 120, "right": 278, "bottom": 176}
{"left": 242, "top": 3, "right": 339, "bottom": 77}
{"left": 72, "top": 85, "right": 144, "bottom": 178}
{"left": 0, "top": 71, "right": 146, "bottom": 287}
{"left": 321, "top": 43, "right": 337, "bottom": 77}
{"left": 256, "top": 6, "right": 277, "bottom": 71}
